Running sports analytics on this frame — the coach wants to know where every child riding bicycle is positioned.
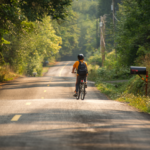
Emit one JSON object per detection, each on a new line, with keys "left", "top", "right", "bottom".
{"left": 72, "top": 54, "right": 88, "bottom": 97}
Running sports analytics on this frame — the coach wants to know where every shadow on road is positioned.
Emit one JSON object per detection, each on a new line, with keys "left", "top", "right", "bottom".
{"left": 0, "top": 76, "right": 95, "bottom": 90}
{"left": 0, "top": 108, "right": 150, "bottom": 149}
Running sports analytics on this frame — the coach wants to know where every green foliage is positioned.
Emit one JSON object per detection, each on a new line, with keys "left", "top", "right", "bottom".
{"left": 0, "top": 64, "right": 19, "bottom": 82}
{"left": 51, "top": 0, "right": 100, "bottom": 60}
{"left": 0, "top": 0, "right": 72, "bottom": 65}
{"left": 124, "top": 76, "right": 148, "bottom": 96}
{"left": 20, "top": 0, "right": 72, "bottom": 21}
{"left": 87, "top": 51, "right": 102, "bottom": 66}
{"left": 52, "top": 8, "right": 80, "bottom": 58}
{"left": 88, "top": 50, "right": 131, "bottom": 81}
{"left": 116, "top": 0, "right": 150, "bottom": 66}
{"left": 98, "top": 0, "right": 121, "bottom": 17}
{"left": 3, "top": 16, "right": 62, "bottom": 76}
{"left": 103, "top": 50, "right": 117, "bottom": 69}
{"left": 96, "top": 67, "right": 130, "bottom": 80}
{"left": 0, "top": 52, "right": 5, "bottom": 65}
{"left": 70, "top": 0, "right": 98, "bottom": 60}
{"left": 96, "top": 81, "right": 124, "bottom": 99}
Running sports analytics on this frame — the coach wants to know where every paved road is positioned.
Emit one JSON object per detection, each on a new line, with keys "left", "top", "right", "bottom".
{"left": 0, "top": 61, "right": 150, "bottom": 150}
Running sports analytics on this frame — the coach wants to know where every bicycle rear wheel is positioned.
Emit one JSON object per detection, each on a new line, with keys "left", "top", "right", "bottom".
{"left": 76, "top": 89, "right": 80, "bottom": 100}
{"left": 81, "top": 84, "right": 85, "bottom": 100}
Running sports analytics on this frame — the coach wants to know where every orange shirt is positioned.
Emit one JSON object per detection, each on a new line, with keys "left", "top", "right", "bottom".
{"left": 73, "top": 60, "right": 88, "bottom": 76}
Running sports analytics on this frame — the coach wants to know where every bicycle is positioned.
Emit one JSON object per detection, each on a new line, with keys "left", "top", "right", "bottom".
{"left": 72, "top": 72, "right": 87, "bottom": 100}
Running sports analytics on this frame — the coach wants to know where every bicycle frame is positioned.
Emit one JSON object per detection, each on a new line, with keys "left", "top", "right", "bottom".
{"left": 76, "top": 79, "right": 86, "bottom": 100}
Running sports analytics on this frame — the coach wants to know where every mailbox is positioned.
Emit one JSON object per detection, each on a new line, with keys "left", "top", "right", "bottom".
{"left": 130, "top": 66, "right": 146, "bottom": 75}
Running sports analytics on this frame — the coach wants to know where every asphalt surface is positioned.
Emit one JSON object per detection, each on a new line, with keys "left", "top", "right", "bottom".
{"left": 0, "top": 61, "right": 150, "bottom": 150}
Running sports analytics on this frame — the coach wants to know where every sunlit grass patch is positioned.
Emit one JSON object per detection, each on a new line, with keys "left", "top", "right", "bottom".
{"left": 117, "top": 94, "right": 150, "bottom": 113}
{"left": 0, "top": 65, "right": 19, "bottom": 82}
{"left": 95, "top": 82, "right": 124, "bottom": 100}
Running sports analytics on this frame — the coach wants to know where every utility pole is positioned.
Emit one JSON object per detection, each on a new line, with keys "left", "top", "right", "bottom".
{"left": 112, "top": 0, "right": 117, "bottom": 58}
{"left": 96, "top": 19, "right": 99, "bottom": 49}
{"left": 112, "top": 0, "right": 115, "bottom": 27}
{"left": 100, "top": 16, "right": 102, "bottom": 64}
{"left": 100, "top": 15, "right": 106, "bottom": 67}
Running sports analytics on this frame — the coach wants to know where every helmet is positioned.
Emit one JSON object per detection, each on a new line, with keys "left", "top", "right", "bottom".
{"left": 78, "top": 54, "right": 84, "bottom": 60}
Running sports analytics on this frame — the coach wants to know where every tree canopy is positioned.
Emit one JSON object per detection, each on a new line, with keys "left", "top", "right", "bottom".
{"left": 0, "top": 0, "right": 72, "bottom": 65}
{"left": 116, "top": 0, "right": 150, "bottom": 66}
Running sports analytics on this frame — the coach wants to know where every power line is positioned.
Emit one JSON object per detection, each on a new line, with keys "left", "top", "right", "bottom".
{"left": 114, "top": 15, "right": 120, "bottom": 22}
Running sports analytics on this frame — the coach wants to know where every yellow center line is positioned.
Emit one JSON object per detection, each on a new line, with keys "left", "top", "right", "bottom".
{"left": 26, "top": 102, "right": 31, "bottom": 105}
{"left": 59, "top": 62, "right": 69, "bottom": 77}
{"left": 11, "top": 115, "right": 22, "bottom": 121}
{"left": 47, "top": 85, "right": 49, "bottom": 86}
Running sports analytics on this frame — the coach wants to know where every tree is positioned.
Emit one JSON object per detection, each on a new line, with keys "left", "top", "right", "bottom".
{"left": 0, "top": 0, "right": 72, "bottom": 63}
{"left": 3, "top": 16, "right": 62, "bottom": 75}
{"left": 116, "top": 0, "right": 150, "bottom": 66}
{"left": 52, "top": 8, "right": 80, "bottom": 60}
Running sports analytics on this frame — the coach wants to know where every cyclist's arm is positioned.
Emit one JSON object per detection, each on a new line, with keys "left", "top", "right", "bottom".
{"left": 72, "top": 67, "right": 76, "bottom": 73}
{"left": 72, "top": 61, "right": 77, "bottom": 73}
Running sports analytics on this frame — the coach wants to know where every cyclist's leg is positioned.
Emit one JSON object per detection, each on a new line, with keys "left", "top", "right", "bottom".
{"left": 73, "top": 75, "right": 78, "bottom": 96}
{"left": 75, "top": 76, "right": 77, "bottom": 92}
{"left": 83, "top": 76, "right": 87, "bottom": 88}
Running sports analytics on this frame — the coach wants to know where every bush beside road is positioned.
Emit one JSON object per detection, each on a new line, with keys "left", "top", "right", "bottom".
{"left": 87, "top": 51, "right": 150, "bottom": 113}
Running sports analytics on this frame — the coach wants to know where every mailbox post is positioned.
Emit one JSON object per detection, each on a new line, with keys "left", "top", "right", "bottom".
{"left": 130, "top": 66, "right": 148, "bottom": 96}
{"left": 146, "top": 71, "right": 148, "bottom": 96}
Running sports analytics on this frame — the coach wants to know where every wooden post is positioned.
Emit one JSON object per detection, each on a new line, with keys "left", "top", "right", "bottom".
{"left": 100, "top": 16, "right": 106, "bottom": 67}
{"left": 146, "top": 71, "right": 148, "bottom": 96}
{"left": 112, "top": 0, "right": 117, "bottom": 59}
{"left": 96, "top": 19, "right": 99, "bottom": 49}
{"left": 100, "top": 16, "right": 103, "bottom": 66}
{"left": 103, "top": 15, "right": 106, "bottom": 63}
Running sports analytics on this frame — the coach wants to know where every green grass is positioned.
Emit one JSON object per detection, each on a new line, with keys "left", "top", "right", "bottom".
{"left": 0, "top": 66, "right": 20, "bottom": 83}
{"left": 95, "top": 81, "right": 125, "bottom": 99}
{"left": 95, "top": 80, "right": 150, "bottom": 113}
{"left": 118, "top": 94, "right": 150, "bottom": 113}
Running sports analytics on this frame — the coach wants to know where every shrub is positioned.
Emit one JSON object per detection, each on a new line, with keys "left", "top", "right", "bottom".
{"left": 87, "top": 53, "right": 102, "bottom": 66}
{"left": 0, "top": 64, "right": 18, "bottom": 82}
